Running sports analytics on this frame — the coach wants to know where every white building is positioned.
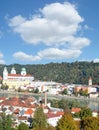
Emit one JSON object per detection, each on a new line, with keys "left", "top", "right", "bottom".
{"left": 3, "top": 67, "right": 34, "bottom": 90}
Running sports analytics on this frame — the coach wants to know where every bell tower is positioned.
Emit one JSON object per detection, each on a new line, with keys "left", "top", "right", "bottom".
{"left": 10, "top": 67, "right": 16, "bottom": 74}
{"left": 88, "top": 77, "right": 92, "bottom": 86}
{"left": 3, "top": 67, "right": 8, "bottom": 80}
{"left": 21, "top": 68, "right": 26, "bottom": 76}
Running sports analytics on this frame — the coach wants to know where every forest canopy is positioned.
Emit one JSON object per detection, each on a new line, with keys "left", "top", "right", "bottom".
{"left": 0, "top": 61, "right": 99, "bottom": 85}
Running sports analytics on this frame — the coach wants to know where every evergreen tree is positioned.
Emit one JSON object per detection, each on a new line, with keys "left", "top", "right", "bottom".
{"left": 33, "top": 106, "right": 47, "bottom": 130}
{"left": 0, "top": 113, "right": 12, "bottom": 130}
{"left": 18, "top": 122, "right": 29, "bottom": 130}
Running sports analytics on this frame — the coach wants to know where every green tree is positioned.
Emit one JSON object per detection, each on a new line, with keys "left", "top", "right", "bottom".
{"left": 1, "top": 84, "right": 9, "bottom": 90}
{"left": 34, "top": 88, "right": 39, "bottom": 93}
{"left": 18, "top": 122, "right": 29, "bottom": 130}
{"left": 0, "top": 113, "right": 12, "bottom": 130}
{"left": 79, "top": 89, "right": 88, "bottom": 96}
{"left": 33, "top": 106, "right": 47, "bottom": 130}
{"left": 81, "top": 117, "right": 99, "bottom": 130}
{"left": 79, "top": 107, "right": 92, "bottom": 119}
{"left": 56, "top": 112, "right": 79, "bottom": 130}
{"left": 62, "top": 89, "right": 67, "bottom": 95}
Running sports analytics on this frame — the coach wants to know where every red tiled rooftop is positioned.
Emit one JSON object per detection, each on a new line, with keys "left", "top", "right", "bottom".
{"left": 46, "top": 112, "right": 63, "bottom": 118}
{"left": 25, "top": 108, "right": 34, "bottom": 115}
{"left": 71, "top": 108, "right": 81, "bottom": 113}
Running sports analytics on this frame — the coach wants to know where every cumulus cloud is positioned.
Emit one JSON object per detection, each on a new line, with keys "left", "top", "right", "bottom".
{"left": 38, "top": 48, "right": 81, "bottom": 59}
{"left": 9, "top": 2, "right": 90, "bottom": 62}
{"left": 13, "top": 48, "right": 81, "bottom": 61}
{"left": 13, "top": 51, "right": 41, "bottom": 62}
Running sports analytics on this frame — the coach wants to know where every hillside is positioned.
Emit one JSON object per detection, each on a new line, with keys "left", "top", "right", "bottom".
{"left": 0, "top": 61, "right": 99, "bottom": 85}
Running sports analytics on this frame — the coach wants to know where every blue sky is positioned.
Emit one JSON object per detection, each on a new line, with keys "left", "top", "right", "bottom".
{"left": 0, "top": 0, "right": 99, "bottom": 65}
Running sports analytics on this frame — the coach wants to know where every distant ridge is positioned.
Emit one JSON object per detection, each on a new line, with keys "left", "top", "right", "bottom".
{"left": 0, "top": 61, "right": 99, "bottom": 85}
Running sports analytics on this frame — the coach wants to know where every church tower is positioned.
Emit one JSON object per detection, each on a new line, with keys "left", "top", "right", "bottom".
{"left": 21, "top": 68, "right": 26, "bottom": 76}
{"left": 3, "top": 67, "right": 8, "bottom": 80}
{"left": 88, "top": 77, "right": 92, "bottom": 86}
{"left": 10, "top": 67, "right": 16, "bottom": 74}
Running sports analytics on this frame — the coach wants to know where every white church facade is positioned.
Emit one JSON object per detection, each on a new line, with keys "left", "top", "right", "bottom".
{"left": 3, "top": 67, "right": 34, "bottom": 90}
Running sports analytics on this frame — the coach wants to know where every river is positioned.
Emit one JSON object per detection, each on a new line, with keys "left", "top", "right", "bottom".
{"left": 0, "top": 91, "right": 99, "bottom": 111}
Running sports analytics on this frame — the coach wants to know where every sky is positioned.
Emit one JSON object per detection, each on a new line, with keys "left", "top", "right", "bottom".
{"left": 0, "top": 0, "right": 99, "bottom": 65}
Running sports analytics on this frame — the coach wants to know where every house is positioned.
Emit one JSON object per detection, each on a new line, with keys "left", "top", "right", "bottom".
{"left": 46, "top": 111, "right": 64, "bottom": 127}
{"left": 71, "top": 107, "right": 81, "bottom": 114}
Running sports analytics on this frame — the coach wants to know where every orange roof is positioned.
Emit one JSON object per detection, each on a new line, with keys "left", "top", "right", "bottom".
{"left": 25, "top": 108, "right": 34, "bottom": 115}
{"left": 71, "top": 108, "right": 81, "bottom": 113}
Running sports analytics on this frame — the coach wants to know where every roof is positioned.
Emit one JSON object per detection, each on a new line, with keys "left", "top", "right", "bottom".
{"left": 71, "top": 108, "right": 81, "bottom": 113}
{"left": 46, "top": 111, "right": 64, "bottom": 119}
{"left": 8, "top": 74, "right": 32, "bottom": 77}
{"left": 25, "top": 108, "right": 34, "bottom": 115}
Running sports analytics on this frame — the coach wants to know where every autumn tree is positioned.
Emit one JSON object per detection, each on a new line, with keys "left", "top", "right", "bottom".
{"left": 81, "top": 117, "right": 99, "bottom": 130}
{"left": 56, "top": 112, "right": 79, "bottom": 130}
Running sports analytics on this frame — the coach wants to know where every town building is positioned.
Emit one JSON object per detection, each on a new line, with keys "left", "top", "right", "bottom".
{"left": 3, "top": 67, "right": 34, "bottom": 90}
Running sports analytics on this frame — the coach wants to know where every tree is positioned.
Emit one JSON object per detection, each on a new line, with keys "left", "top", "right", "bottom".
{"left": 79, "top": 107, "right": 92, "bottom": 119}
{"left": 79, "top": 89, "right": 88, "bottom": 96}
{"left": 56, "top": 112, "right": 79, "bottom": 130}
{"left": 34, "top": 88, "right": 39, "bottom": 93}
{"left": 0, "top": 113, "right": 12, "bottom": 130}
{"left": 17, "top": 122, "right": 29, "bottom": 130}
{"left": 62, "top": 89, "right": 67, "bottom": 95}
{"left": 33, "top": 106, "right": 47, "bottom": 129}
{"left": 81, "top": 117, "right": 99, "bottom": 130}
{"left": 1, "top": 84, "right": 9, "bottom": 90}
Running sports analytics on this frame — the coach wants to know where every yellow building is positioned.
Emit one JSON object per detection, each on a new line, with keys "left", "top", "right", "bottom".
{"left": 3, "top": 67, "right": 34, "bottom": 90}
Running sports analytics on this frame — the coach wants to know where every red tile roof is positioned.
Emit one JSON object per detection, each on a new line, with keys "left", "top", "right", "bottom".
{"left": 25, "top": 108, "right": 34, "bottom": 115}
{"left": 71, "top": 108, "right": 81, "bottom": 113}
{"left": 46, "top": 111, "right": 64, "bottom": 118}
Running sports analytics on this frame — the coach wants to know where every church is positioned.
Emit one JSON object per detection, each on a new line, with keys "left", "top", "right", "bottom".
{"left": 3, "top": 67, "right": 34, "bottom": 90}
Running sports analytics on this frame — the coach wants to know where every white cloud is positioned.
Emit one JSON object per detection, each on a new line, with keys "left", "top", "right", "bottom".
{"left": 9, "top": 15, "right": 26, "bottom": 27}
{"left": 93, "top": 59, "right": 99, "bottom": 63}
{"left": 9, "top": 2, "right": 90, "bottom": 62}
{"left": 13, "top": 51, "right": 41, "bottom": 62}
{"left": 8, "top": 2, "right": 89, "bottom": 47}
{"left": 13, "top": 48, "right": 81, "bottom": 62}
{"left": 38, "top": 48, "right": 81, "bottom": 59}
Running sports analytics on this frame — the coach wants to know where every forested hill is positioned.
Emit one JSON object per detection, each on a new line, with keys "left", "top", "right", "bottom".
{"left": 0, "top": 61, "right": 99, "bottom": 85}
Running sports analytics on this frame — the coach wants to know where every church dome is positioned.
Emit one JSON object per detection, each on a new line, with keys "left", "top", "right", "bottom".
{"left": 21, "top": 68, "right": 26, "bottom": 71}
{"left": 21, "top": 68, "right": 26, "bottom": 76}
